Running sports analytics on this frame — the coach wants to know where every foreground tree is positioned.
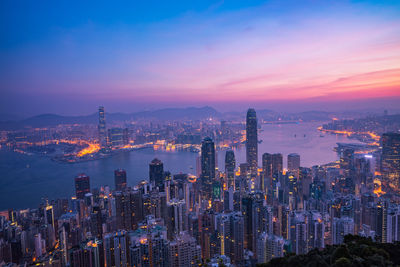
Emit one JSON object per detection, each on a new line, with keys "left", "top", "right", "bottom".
{"left": 257, "top": 235, "right": 400, "bottom": 267}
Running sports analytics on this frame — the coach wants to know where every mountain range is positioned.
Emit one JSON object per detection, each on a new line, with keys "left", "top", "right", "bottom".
{"left": 0, "top": 106, "right": 221, "bottom": 129}
{"left": 0, "top": 106, "right": 379, "bottom": 130}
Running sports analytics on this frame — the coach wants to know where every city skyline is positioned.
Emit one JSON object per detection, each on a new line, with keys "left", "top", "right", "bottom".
{"left": 1, "top": 106, "right": 400, "bottom": 266}
{"left": 1, "top": 1, "right": 400, "bottom": 116}
{"left": 1, "top": 1, "right": 400, "bottom": 266}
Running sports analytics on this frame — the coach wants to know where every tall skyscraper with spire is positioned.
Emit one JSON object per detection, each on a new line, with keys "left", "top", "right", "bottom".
{"left": 98, "top": 106, "right": 107, "bottom": 148}
{"left": 246, "top": 108, "right": 258, "bottom": 175}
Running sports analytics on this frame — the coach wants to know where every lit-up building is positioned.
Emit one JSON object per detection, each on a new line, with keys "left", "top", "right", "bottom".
{"left": 340, "top": 148, "right": 355, "bottom": 178}
{"left": 246, "top": 108, "right": 258, "bottom": 175}
{"left": 257, "top": 233, "right": 287, "bottom": 264}
{"left": 74, "top": 174, "right": 90, "bottom": 199}
{"left": 262, "top": 153, "right": 273, "bottom": 193}
{"left": 262, "top": 153, "right": 283, "bottom": 195}
{"left": 332, "top": 217, "right": 355, "bottom": 245}
{"left": 287, "top": 153, "right": 300, "bottom": 177}
{"left": 272, "top": 153, "right": 283, "bottom": 176}
{"left": 130, "top": 231, "right": 170, "bottom": 267}
{"left": 149, "top": 158, "right": 164, "bottom": 188}
{"left": 114, "top": 169, "right": 127, "bottom": 191}
{"left": 98, "top": 106, "right": 107, "bottom": 148}
{"left": 114, "top": 190, "right": 143, "bottom": 231}
{"left": 169, "top": 231, "right": 201, "bottom": 267}
{"left": 225, "top": 150, "right": 236, "bottom": 189}
{"left": 201, "top": 137, "right": 216, "bottom": 200}
{"left": 166, "top": 199, "right": 187, "bottom": 240}
{"left": 215, "top": 211, "right": 244, "bottom": 265}
{"left": 69, "top": 239, "right": 104, "bottom": 267}
{"left": 381, "top": 133, "right": 400, "bottom": 192}
{"left": 108, "top": 128, "right": 125, "bottom": 148}
{"left": 104, "top": 231, "right": 129, "bottom": 267}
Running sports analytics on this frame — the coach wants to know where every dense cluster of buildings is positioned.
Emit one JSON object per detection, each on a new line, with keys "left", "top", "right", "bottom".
{"left": 1, "top": 107, "right": 245, "bottom": 163}
{"left": 1, "top": 109, "right": 400, "bottom": 266}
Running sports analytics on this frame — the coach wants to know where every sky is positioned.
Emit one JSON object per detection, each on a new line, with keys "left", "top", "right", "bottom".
{"left": 1, "top": 0, "right": 400, "bottom": 117}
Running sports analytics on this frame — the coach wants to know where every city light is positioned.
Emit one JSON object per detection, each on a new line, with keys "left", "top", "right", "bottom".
{"left": 1, "top": 1, "right": 400, "bottom": 265}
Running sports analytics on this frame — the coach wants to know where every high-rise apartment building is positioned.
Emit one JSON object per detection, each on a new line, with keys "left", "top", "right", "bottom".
{"left": 150, "top": 158, "right": 164, "bottom": 188}
{"left": 332, "top": 217, "right": 355, "bottom": 244}
{"left": 272, "top": 153, "right": 283, "bottom": 176}
{"left": 169, "top": 231, "right": 201, "bottom": 267}
{"left": 215, "top": 211, "right": 244, "bottom": 265}
{"left": 114, "top": 169, "right": 127, "bottom": 191}
{"left": 166, "top": 199, "right": 187, "bottom": 240}
{"left": 288, "top": 153, "right": 300, "bottom": 177}
{"left": 381, "top": 133, "right": 400, "bottom": 192}
{"left": 74, "top": 174, "right": 90, "bottom": 199}
{"left": 225, "top": 150, "right": 236, "bottom": 189}
{"left": 257, "top": 233, "right": 286, "bottom": 264}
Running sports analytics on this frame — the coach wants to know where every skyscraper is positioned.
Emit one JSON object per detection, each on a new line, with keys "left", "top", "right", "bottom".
{"left": 225, "top": 150, "right": 236, "bottom": 189}
{"left": 201, "top": 137, "right": 216, "bottom": 200}
{"left": 262, "top": 153, "right": 273, "bottom": 178}
{"left": 257, "top": 233, "right": 286, "bottom": 264}
{"left": 272, "top": 153, "right": 283, "bottom": 176}
{"left": 340, "top": 148, "right": 355, "bottom": 178}
{"left": 108, "top": 128, "right": 124, "bottom": 148}
{"left": 215, "top": 211, "right": 244, "bottom": 265}
{"left": 332, "top": 217, "right": 355, "bottom": 244}
{"left": 74, "top": 174, "right": 90, "bottom": 199}
{"left": 130, "top": 232, "right": 170, "bottom": 267}
{"left": 34, "top": 233, "right": 43, "bottom": 258}
{"left": 262, "top": 153, "right": 273, "bottom": 193}
{"left": 44, "top": 202, "right": 55, "bottom": 228}
{"left": 246, "top": 108, "right": 258, "bottom": 175}
{"left": 149, "top": 158, "right": 164, "bottom": 188}
{"left": 242, "top": 196, "right": 254, "bottom": 252}
{"left": 103, "top": 233, "right": 115, "bottom": 267}
{"left": 98, "top": 106, "right": 107, "bottom": 148}
{"left": 114, "top": 189, "right": 143, "bottom": 231}
{"left": 167, "top": 199, "right": 187, "bottom": 240}
{"left": 288, "top": 153, "right": 300, "bottom": 177}
{"left": 113, "top": 231, "right": 129, "bottom": 267}
{"left": 69, "top": 239, "right": 104, "bottom": 267}
{"left": 381, "top": 133, "right": 400, "bottom": 192}
{"left": 169, "top": 231, "right": 201, "bottom": 267}
{"left": 114, "top": 169, "right": 127, "bottom": 191}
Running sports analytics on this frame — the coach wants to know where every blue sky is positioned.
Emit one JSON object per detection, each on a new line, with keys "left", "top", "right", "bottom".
{"left": 1, "top": 0, "right": 400, "bottom": 116}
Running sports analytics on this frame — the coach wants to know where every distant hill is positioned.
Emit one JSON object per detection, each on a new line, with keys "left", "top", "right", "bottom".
{"left": 258, "top": 235, "right": 400, "bottom": 267}
{"left": 0, "top": 106, "right": 221, "bottom": 129}
{"left": 1, "top": 107, "right": 391, "bottom": 130}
